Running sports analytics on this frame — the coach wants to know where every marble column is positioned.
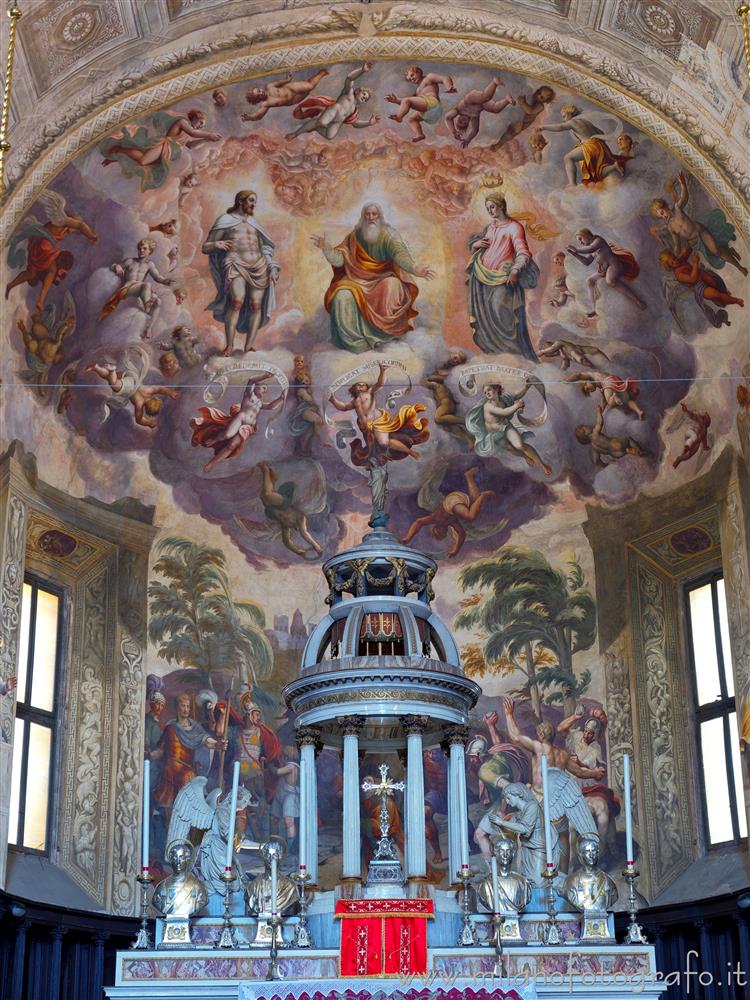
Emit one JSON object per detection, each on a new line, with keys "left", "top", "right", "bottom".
{"left": 446, "top": 726, "right": 469, "bottom": 884}
{"left": 339, "top": 716, "right": 364, "bottom": 882}
{"left": 296, "top": 727, "right": 321, "bottom": 885}
{"left": 402, "top": 716, "right": 428, "bottom": 884}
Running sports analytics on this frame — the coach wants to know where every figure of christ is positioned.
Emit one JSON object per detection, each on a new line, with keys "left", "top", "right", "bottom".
{"left": 202, "top": 190, "right": 280, "bottom": 354}
{"left": 556, "top": 707, "right": 620, "bottom": 859}
{"left": 100, "top": 109, "right": 220, "bottom": 191}
{"left": 566, "top": 229, "right": 646, "bottom": 316}
{"left": 386, "top": 65, "right": 457, "bottom": 142}
{"left": 491, "top": 86, "right": 555, "bottom": 150}
{"left": 502, "top": 697, "right": 604, "bottom": 870}
{"left": 190, "top": 373, "right": 284, "bottom": 473}
{"left": 672, "top": 401, "right": 711, "bottom": 469}
{"left": 538, "top": 339, "right": 610, "bottom": 371}
{"left": 548, "top": 251, "right": 576, "bottom": 308}
{"left": 100, "top": 239, "right": 183, "bottom": 337}
{"left": 329, "top": 363, "right": 430, "bottom": 465}
{"left": 466, "top": 383, "right": 552, "bottom": 476}
{"left": 538, "top": 105, "right": 627, "bottom": 186}
{"left": 467, "top": 194, "right": 540, "bottom": 360}
{"left": 445, "top": 76, "right": 515, "bottom": 148}
{"left": 286, "top": 63, "right": 379, "bottom": 140}
{"left": 659, "top": 249, "right": 744, "bottom": 312}
{"left": 402, "top": 466, "right": 495, "bottom": 557}
{"left": 575, "top": 405, "right": 648, "bottom": 466}
{"left": 242, "top": 68, "right": 330, "bottom": 121}
{"left": 85, "top": 361, "right": 179, "bottom": 428}
{"left": 312, "top": 203, "right": 434, "bottom": 353}
{"left": 565, "top": 371, "right": 644, "bottom": 420}
{"left": 257, "top": 461, "right": 323, "bottom": 558}
{"left": 151, "top": 693, "right": 227, "bottom": 811}
{"left": 6, "top": 209, "right": 96, "bottom": 315}
{"left": 650, "top": 172, "right": 746, "bottom": 276}
{"left": 424, "top": 351, "right": 475, "bottom": 446}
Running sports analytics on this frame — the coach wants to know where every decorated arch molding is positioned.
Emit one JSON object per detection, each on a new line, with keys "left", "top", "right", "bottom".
{"left": 2, "top": 8, "right": 750, "bottom": 246}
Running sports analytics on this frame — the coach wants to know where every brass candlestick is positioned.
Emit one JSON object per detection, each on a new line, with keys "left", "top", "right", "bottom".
{"left": 217, "top": 869, "right": 238, "bottom": 949}
{"left": 131, "top": 870, "right": 154, "bottom": 950}
{"left": 491, "top": 912, "right": 506, "bottom": 979}
{"left": 267, "top": 913, "right": 284, "bottom": 980}
{"left": 457, "top": 866, "right": 478, "bottom": 946}
{"left": 622, "top": 864, "right": 648, "bottom": 945}
{"left": 541, "top": 867, "right": 562, "bottom": 945}
{"left": 291, "top": 870, "right": 313, "bottom": 948}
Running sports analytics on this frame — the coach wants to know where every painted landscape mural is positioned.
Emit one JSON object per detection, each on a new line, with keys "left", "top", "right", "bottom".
{"left": 3, "top": 59, "right": 747, "bottom": 890}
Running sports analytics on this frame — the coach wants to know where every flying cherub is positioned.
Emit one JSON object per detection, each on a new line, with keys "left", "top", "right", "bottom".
{"left": 328, "top": 363, "right": 429, "bottom": 465}
{"left": 17, "top": 291, "right": 76, "bottom": 398}
{"left": 668, "top": 401, "right": 711, "bottom": 470}
{"left": 85, "top": 346, "right": 178, "bottom": 428}
{"left": 100, "top": 238, "right": 184, "bottom": 337}
{"left": 575, "top": 405, "right": 647, "bottom": 466}
{"left": 242, "top": 69, "right": 329, "bottom": 121}
{"left": 237, "top": 461, "right": 325, "bottom": 559}
{"left": 537, "top": 339, "right": 610, "bottom": 371}
{"left": 402, "top": 465, "right": 503, "bottom": 558}
{"left": 190, "top": 373, "right": 284, "bottom": 473}
{"left": 445, "top": 77, "right": 515, "bottom": 148}
{"left": 565, "top": 371, "right": 644, "bottom": 419}
{"left": 386, "top": 65, "right": 457, "bottom": 142}
{"left": 286, "top": 64, "right": 379, "bottom": 140}
{"left": 6, "top": 190, "right": 97, "bottom": 314}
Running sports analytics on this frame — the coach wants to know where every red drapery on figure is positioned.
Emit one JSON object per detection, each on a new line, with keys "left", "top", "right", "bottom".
{"left": 335, "top": 898, "right": 434, "bottom": 977}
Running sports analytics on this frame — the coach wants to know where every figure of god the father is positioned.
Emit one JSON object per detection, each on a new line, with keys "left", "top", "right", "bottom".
{"left": 203, "top": 190, "right": 280, "bottom": 354}
{"left": 311, "top": 202, "right": 434, "bottom": 354}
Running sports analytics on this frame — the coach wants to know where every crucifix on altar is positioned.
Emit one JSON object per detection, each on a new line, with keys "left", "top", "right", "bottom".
{"left": 361, "top": 764, "right": 405, "bottom": 889}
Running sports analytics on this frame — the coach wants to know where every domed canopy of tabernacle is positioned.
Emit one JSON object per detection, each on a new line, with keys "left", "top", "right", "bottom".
{"left": 283, "top": 527, "right": 480, "bottom": 752}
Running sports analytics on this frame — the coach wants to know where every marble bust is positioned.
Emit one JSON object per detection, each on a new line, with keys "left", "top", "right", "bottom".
{"left": 152, "top": 838, "right": 208, "bottom": 947}
{"left": 562, "top": 835, "right": 617, "bottom": 944}
{"left": 477, "top": 834, "right": 533, "bottom": 914}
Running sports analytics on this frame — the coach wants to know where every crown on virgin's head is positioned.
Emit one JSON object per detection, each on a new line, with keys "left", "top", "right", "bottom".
{"left": 479, "top": 173, "right": 504, "bottom": 191}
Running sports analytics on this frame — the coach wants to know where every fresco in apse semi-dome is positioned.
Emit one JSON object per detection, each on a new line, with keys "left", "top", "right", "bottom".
{"left": 3, "top": 59, "right": 748, "bottom": 886}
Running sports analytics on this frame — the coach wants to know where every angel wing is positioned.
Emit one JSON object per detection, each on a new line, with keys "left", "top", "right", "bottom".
{"left": 465, "top": 515, "right": 509, "bottom": 542}
{"left": 546, "top": 767, "right": 598, "bottom": 837}
{"left": 165, "top": 775, "right": 216, "bottom": 850}
{"left": 56, "top": 291, "right": 77, "bottom": 336}
{"left": 415, "top": 461, "right": 450, "bottom": 513}
{"left": 37, "top": 189, "right": 69, "bottom": 225}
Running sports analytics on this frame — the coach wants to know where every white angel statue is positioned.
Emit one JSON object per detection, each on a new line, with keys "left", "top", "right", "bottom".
{"left": 166, "top": 776, "right": 257, "bottom": 894}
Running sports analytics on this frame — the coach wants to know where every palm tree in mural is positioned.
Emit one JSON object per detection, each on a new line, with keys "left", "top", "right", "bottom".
{"left": 454, "top": 546, "right": 596, "bottom": 716}
{"left": 147, "top": 536, "right": 273, "bottom": 691}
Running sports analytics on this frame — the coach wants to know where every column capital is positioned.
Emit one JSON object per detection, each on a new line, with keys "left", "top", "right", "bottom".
{"left": 336, "top": 715, "right": 365, "bottom": 737}
{"left": 444, "top": 725, "right": 469, "bottom": 750}
{"left": 401, "top": 714, "right": 429, "bottom": 737}
{"left": 51, "top": 925, "right": 68, "bottom": 942}
{"left": 296, "top": 726, "right": 322, "bottom": 752}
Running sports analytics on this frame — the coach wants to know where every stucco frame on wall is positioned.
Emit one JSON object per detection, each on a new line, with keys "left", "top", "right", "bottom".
{"left": 1, "top": 17, "right": 749, "bottom": 249}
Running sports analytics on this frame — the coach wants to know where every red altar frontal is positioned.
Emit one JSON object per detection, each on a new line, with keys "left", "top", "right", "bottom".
{"left": 335, "top": 898, "right": 434, "bottom": 977}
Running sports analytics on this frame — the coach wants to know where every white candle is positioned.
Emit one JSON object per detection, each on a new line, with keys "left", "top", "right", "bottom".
{"left": 224, "top": 761, "right": 240, "bottom": 871}
{"left": 271, "top": 854, "right": 279, "bottom": 916}
{"left": 141, "top": 759, "right": 150, "bottom": 871}
{"left": 490, "top": 854, "right": 500, "bottom": 915}
{"left": 299, "top": 754, "right": 307, "bottom": 872}
{"left": 540, "top": 753, "right": 554, "bottom": 871}
{"left": 624, "top": 754, "right": 634, "bottom": 868}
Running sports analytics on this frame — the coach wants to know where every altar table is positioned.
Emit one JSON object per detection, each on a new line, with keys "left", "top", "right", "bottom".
{"left": 335, "top": 898, "right": 434, "bottom": 977}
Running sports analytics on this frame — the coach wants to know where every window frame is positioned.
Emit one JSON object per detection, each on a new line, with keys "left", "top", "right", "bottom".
{"left": 684, "top": 569, "right": 745, "bottom": 849}
{"left": 10, "top": 572, "right": 65, "bottom": 857}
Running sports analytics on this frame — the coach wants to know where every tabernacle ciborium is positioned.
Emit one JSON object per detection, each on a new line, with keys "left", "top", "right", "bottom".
{"left": 362, "top": 764, "right": 405, "bottom": 889}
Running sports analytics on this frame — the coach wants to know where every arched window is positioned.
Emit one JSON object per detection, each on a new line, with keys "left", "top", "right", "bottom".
{"left": 686, "top": 573, "right": 747, "bottom": 848}
{"left": 8, "top": 577, "right": 63, "bottom": 855}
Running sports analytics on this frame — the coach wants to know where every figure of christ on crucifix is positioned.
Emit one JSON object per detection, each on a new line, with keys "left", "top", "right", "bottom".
{"left": 361, "top": 763, "right": 405, "bottom": 860}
